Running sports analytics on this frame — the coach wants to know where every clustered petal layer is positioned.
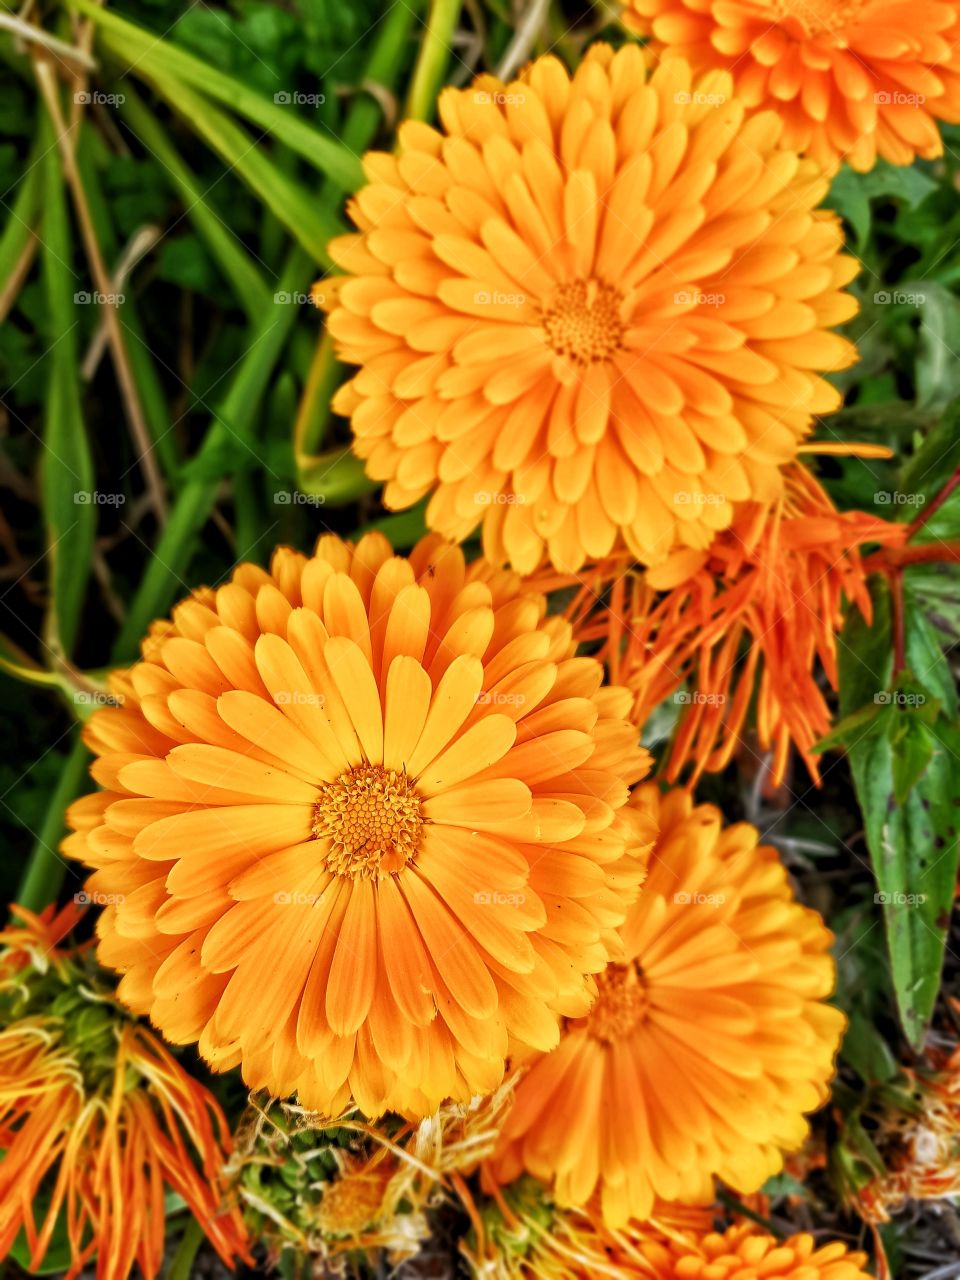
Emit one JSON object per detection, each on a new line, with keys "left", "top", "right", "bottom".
{"left": 64, "top": 533, "right": 651, "bottom": 1118}
{"left": 489, "top": 784, "right": 845, "bottom": 1226}
{"left": 323, "top": 43, "right": 859, "bottom": 573}
{"left": 626, "top": 0, "right": 960, "bottom": 172}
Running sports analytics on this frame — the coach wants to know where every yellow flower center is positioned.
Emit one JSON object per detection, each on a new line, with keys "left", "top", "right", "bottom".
{"left": 770, "top": 0, "right": 863, "bottom": 35}
{"left": 542, "top": 278, "right": 625, "bottom": 365}
{"left": 584, "top": 962, "right": 648, "bottom": 1043}
{"left": 314, "top": 1172, "right": 387, "bottom": 1235}
{"left": 313, "top": 765, "right": 423, "bottom": 880}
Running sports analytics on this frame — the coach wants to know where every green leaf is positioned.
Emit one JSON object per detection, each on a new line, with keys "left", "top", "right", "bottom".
{"left": 827, "top": 160, "right": 938, "bottom": 247}
{"left": 839, "top": 579, "right": 960, "bottom": 1048}
{"left": 841, "top": 1009, "right": 899, "bottom": 1084}
{"left": 66, "top": 0, "right": 363, "bottom": 191}
{"left": 38, "top": 113, "right": 95, "bottom": 659}
{"left": 906, "top": 281, "right": 960, "bottom": 410}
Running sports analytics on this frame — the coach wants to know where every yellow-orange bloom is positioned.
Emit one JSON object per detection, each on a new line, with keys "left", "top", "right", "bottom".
{"left": 489, "top": 785, "right": 844, "bottom": 1227}
{"left": 0, "top": 909, "right": 247, "bottom": 1280}
{"left": 641, "top": 1224, "right": 872, "bottom": 1280}
{"left": 64, "top": 533, "right": 651, "bottom": 1118}
{"left": 486, "top": 1214, "right": 871, "bottom": 1280}
{"left": 625, "top": 0, "right": 960, "bottom": 172}
{"left": 322, "top": 43, "right": 859, "bottom": 574}
{"left": 555, "top": 464, "right": 906, "bottom": 784}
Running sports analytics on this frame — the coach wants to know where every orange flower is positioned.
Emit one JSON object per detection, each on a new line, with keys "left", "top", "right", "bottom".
{"left": 553, "top": 464, "right": 906, "bottom": 785}
{"left": 641, "top": 1224, "right": 872, "bottom": 1280}
{"left": 490, "top": 1214, "right": 871, "bottom": 1280}
{"left": 64, "top": 533, "right": 651, "bottom": 1118}
{"left": 321, "top": 43, "right": 858, "bottom": 574}
{"left": 625, "top": 0, "right": 960, "bottom": 172}
{"left": 0, "top": 909, "right": 248, "bottom": 1280}
{"left": 489, "top": 785, "right": 844, "bottom": 1227}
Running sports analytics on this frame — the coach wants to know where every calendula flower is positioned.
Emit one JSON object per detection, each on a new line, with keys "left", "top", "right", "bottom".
{"left": 64, "top": 533, "right": 651, "bottom": 1119}
{"left": 0, "top": 906, "right": 248, "bottom": 1280}
{"left": 489, "top": 785, "right": 844, "bottom": 1227}
{"left": 641, "top": 1224, "right": 872, "bottom": 1280}
{"left": 321, "top": 44, "right": 858, "bottom": 574}
{"left": 553, "top": 464, "right": 906, "bottom": 785}
{"left": 625, "top": 0, "right": 960, "bottom": 173}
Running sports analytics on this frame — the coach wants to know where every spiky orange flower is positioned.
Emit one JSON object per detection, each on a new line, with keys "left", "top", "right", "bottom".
{"left": 321, "top": 43, "right": 858, "bottom": 574}
{"left": 489, "top": 785, "right": 844, "bottom": 1227}
{"left": 0, "top": 907, "right": 248, "bottom": 1280}
{"left": 64, "top": 533, "right": 651, "bottom": 1119}
{"left": 625, "top": 0, "right": 960, "bottom": 173}
{"left": 555, "top": 463, "right": 906, "bottom": 785}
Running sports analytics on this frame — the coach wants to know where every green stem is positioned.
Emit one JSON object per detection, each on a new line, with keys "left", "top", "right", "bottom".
{"left": 15, "top": 736, "right": 90, "bottom": 913}
{"left": 405, "top": 0, "right": 463, "bottom": 122}
{"left": 166, "top": 1218, "right": 204, "bottom": 1280}
{"left": 299, "top": 447, "right": 378, "bottom": 506}
{"left": 112, "top": 247, "right": 312, "bottom": 659}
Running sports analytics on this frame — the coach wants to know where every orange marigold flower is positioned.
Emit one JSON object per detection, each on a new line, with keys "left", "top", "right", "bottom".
{"left": 488, "top": 785, "right": 845, "bottom": 1227}
{"left": 486, "top": 1213, "right": 870, "bottom": 1280}
{"left": 321, "top": 43, "right": 859, "bottom": 574}
{"left": 554, "top": 464, "right": 906, "bottom": 785}
{"left": 625, "top": 0, "right": 960, "bottom": 173}
{"left": 641, "top": 1224, "right": 872, "bottom": 1280}
{"left": 0, "top": 909, "right": 248, "bottom": 1280}
{"left": 63, "top": 533, "right": 651, "bottom": 1119}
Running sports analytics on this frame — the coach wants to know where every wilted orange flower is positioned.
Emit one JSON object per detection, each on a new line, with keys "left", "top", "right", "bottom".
{"left": 641, "top": 1224, "right": 872, "bottom": 1280}
{"left": 0, "top": 907, "right": 247, "bottom": 1280}
{"left": 625, "top": 0, "right": 960, "bottom": 173}
{"left": 489, "top": 785, "right": 844, "bottom": 1227}
{"left": 64, "top": 533, "right": 651, "bottom": 1119}
{"left": 321, "top": 43, "right": 858, "bottom": 574}
{"left": 556, "top": 464, "right": 906, "bottom": 785}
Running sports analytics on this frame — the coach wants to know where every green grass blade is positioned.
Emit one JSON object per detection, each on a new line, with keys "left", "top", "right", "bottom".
{"left": 118, "top": 85, "right": 272, "bottom": 318}
{"left": 15, "top": 735, "right": 89, "bottom": 912}
{"left": 0, "top": 132, "right": 42, "bottom": 317}
{"left": 129, "top": 71, "right": 341, "bottom": 266}
{"left": 39, "top": 113, "right": 95, "bottom": 660}
{"left": 112, "top": 247, "right": 312, "bottom": 658}
{"left": 66, "top": 0, "right": 363, "bottom": 191}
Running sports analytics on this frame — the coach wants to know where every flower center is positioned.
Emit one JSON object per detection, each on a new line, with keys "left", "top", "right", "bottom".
{"left": 770, "top": 0, "right": 863, "bottom": 35}
{"left": 584, "top": 962, "right": 648, "bottom": 1043}
{"left": 541, "top": 278, "right": 625, "bottom": 365}
{"left": 313, "top": 1171, "right": 388, "bottom": 1235}
{"left": 313, "top": 765, "right": 423, "bottom": 880}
